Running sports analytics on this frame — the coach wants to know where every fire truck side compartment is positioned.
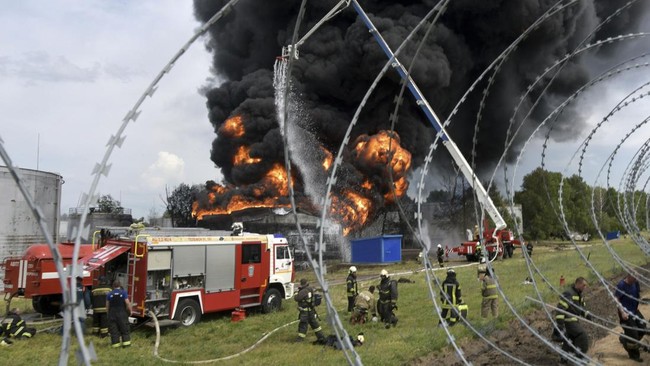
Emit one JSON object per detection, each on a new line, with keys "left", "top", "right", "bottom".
{"left": 173, "top": 246, "right": 205, "bottom": 276}
{"left": 205, "top": 244, "right": 236, "bottom": 292}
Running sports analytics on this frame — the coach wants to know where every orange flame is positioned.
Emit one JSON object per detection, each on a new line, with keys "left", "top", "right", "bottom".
{"left": 330, "top": 190, "right": 372, "bottom": 235}
{"left": 321, "top": 146, "right": 333, "bottom": 171}
{"left": 219, "top": 115, "right": 245, "bottom": 138}
{"left": 233, "top": 145, "right": 262, "bottom": 165}
{"left": 192, "top": 163, "right": 293, "bottom": 220}
{"left": 195, "top": 126, "right": 413, "bottom": 236}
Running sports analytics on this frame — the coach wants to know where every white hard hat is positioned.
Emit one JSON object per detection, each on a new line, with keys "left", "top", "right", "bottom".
{"left": 349, "top": 266, "right": 357, "bottom": 273}
{"left": 357, "top": 333, "right": 365, "bottom": 344}
{"left": 479, "top": 257, "right": 486, "bottom": 264}
{"left": 437, "top": 244, "right": 442, "bottom": 248}
{"left": 380, "top": 269, "right": 388, "bottom": 277}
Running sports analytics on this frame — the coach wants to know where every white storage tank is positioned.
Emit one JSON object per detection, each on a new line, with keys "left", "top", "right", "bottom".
{"left": 0, "top": 166, "right": 62, "bottom": 264}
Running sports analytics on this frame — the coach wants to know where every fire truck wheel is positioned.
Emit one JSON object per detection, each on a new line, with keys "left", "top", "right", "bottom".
{"left": 174, "top": 299, "right": 201, "bottom": 326}
{"left": 33, "top": 295, "right": 63, "bottom": 316}
{"left": 261, "top": 288, "right": 282, "bottom": 313}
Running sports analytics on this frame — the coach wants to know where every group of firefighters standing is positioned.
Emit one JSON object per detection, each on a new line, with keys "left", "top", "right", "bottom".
{"left": 294, "top": 252, "right": 650, "bottom": 363}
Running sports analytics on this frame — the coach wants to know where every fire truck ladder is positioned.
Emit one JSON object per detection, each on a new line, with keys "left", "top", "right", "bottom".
{"left": 126, "top": 253, "right": 138, "bottom": 301}
{"left": 127, "top": 242, "right": 145, "bottom": 302}
{"left": 281, "top": 0, "right": 506, "bottom": 232}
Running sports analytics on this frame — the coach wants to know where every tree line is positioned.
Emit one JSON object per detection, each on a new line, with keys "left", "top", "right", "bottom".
{"left": 426, "top": 168, "right": 646, "bottom": 241}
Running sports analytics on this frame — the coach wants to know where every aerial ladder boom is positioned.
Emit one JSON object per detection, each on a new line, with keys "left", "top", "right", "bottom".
{"left": 281, "top": 0, "right": 506, "bottom": 231}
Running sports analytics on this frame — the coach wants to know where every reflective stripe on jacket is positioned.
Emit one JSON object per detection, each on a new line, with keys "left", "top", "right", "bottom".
{"left": 481, "top": 276, "right": 498, "bottom": 299}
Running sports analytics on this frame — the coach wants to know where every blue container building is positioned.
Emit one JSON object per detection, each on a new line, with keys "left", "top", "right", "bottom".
{"left": 351, "top": 235, "right": 402, "bottom": 263}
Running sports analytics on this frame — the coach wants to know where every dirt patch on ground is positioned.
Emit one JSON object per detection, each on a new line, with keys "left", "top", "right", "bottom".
{"left": 412, "top": 272, "right": 650, "bottom": 365}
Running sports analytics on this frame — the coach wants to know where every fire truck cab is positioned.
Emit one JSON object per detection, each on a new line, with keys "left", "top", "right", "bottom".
{"left": 81, "top": 230, "right": 295, "bottom": 326}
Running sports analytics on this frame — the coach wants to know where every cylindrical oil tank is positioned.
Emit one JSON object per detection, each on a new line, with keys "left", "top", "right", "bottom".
{"left": 0, "top": 166, "right": 62, "bottom": 269}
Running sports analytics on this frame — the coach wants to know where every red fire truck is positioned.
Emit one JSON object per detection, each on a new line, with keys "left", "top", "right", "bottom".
{"left": 3, "top": 242, "right": 95, "bottom": 315}
{"left": 452, "top": 222, "right": 523, "bottom": 262}
{"left": 78, "top": 230, "right": 295, "bottom": 326}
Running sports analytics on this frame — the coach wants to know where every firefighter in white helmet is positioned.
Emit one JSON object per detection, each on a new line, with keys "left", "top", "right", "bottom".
{"left": 436, "top": 244, "right": 445, "bottom": 268}
{"left": 346, "top": 266, "right": 358, "bottom": 312}
{"left": 377, "top": 269, "right": 398, "bottom": 328}
{"left": 440, "top": 268, "right": 464, "bottom": 326}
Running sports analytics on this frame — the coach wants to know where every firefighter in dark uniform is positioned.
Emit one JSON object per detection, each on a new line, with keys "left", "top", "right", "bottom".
{"left": 3, "top": 308, "right": 35, "bottom": 339}
{"left": 555, "top": 277, "right": 591, "bottom": 362}
{"left": 377, "top": 269, "right": 398, "bottom": 329}
{"left": 615, "top": 273, "right": 648, "bottom": 362}
{"left": 440, "top": 269, "right": 463, "bottom": 326}
{"left": 106, "top": 280, "right": 132, "bottom": 348}
{"left": 294, "top": 279, "right": 325, "bottom": 342}
{"left": 91, "top": 276, "right": 111, "bottom": 337}
{"left": 436, "top": 244, "right": 445, "bottom": 267}
{"left": 346, "top": 266, "right": 358, "bottom": 312}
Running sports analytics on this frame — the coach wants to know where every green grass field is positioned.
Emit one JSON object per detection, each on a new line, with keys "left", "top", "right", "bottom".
{"left": 3, "top": 239, "right": 647, "bottom": 365}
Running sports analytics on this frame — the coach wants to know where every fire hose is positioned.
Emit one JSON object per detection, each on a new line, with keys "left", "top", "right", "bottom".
{"left": 148, "top": 311, "right": 298, "bottom": 364}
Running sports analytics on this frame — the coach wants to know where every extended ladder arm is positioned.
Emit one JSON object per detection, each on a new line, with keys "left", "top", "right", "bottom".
{"left": 281, "top": 1, "right": 506, "bottom": 231}
{"left": 349, "top": 0, "right": 506, "bottom": 230}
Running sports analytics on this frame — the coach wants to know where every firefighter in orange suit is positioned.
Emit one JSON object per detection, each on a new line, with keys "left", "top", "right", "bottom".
{"left": 294, "top": 279, "right": 325, "bottom": 342}
{"left": 91, "top": 276, "right": 111, "bottom": 337}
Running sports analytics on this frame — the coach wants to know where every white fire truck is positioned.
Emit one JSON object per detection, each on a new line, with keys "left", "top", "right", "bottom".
{"left": 79, "top": 228, "right": 295, "bottom": 326}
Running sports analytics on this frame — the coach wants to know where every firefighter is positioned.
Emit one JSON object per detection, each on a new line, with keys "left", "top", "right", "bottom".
{"left": 75, "top": 277, "right": 87, "bottom": 334}
{"left": 106, "top": 280, "right": 132, "bottom": 348}
{"left": 346, "top": 266, "right": 358, "bottom": 312}
{"left": 91, "top": 276, "right": 111, "bottom": 338}
{"left": 377, "top": 269, "right": 398, "bottom": 329}
{"left": 526, "top": 242, "right": 534, "bottom": 257}
{"left": 477, "top": 257, "right": 488, "bottom": 281}
{"left": 481, "top": 267, "right": 498, "bottom": 318}
{"left": 440, "top": 268, "right": 463, "bottom": 326}
{"left": 615, "top": 274, "right": 648, "bottom": 362}
{"left": 3, "top": 308, "right": 35, "bottom": 339}
{"left": 294, "top": 279, "right": 325, "bottom": 342}
{"left": 350, "top": 286, "right": 377, "bottom": 325}
{"left": 555, "top": 277, "right": 591, "bottom": 363}
{"left": 436, "top": 244, "right": 444, "bottom": 268}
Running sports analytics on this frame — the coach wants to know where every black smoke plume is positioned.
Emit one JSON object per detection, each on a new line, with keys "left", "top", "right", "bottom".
{"left": 191, "top": 0, "right": 648, "bottom": 222}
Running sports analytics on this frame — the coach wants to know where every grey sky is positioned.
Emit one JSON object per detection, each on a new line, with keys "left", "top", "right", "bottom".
{"left": 1, "top": 1, "right": 222, "bottom": 220}
{"left": 2, "top": 1, "right": 648, "bottom": 226}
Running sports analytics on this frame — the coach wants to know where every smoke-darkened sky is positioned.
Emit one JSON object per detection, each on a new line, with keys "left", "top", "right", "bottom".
{"left": 192, "top": 0, "right": 648, "bottom": 211}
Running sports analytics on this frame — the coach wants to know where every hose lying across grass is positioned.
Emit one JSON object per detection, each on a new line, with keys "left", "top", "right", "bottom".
{"left": 149, "top": 311, "right": 298, "bottom": 364}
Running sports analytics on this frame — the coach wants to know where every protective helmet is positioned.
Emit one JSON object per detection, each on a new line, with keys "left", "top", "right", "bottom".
{"left": 380, "top": 269, "right": 388, "bottom": 277}
{"left": 300, "top": 278, "right": 309, "bottom": 287}
{"left": 479, "top": 257, "right": 486, "bottom": 264}
{"left": 349, "top": 266, "right": 357, "bottom": 273}
{"left": 357, "top": 333, "right": 365, "bottom": 344}
{"left": 447, "top": 268, "right": 455, "bottom": 275}
{"left": 437, "top": 244, "right": 442, "bottom": 248}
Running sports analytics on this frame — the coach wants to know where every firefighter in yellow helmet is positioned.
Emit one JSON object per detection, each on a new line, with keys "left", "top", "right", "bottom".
{"left": 346, "top": 266, "right": 358, "bottom": 312}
